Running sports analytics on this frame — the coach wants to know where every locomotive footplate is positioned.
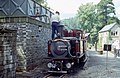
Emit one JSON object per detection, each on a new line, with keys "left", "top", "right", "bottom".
{"left": 44, "top": 53, "right": 85, "bottom": 60}
{"left": 44, "top": 57, "right": 71, "bottom": 60}
{"left": 48, "top": 70, "right": 67, "bottom": 73}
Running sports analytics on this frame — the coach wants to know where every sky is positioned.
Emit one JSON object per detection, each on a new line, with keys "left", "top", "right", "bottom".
{"left": 47, "top": 0, "right": 120, "bottom": 19}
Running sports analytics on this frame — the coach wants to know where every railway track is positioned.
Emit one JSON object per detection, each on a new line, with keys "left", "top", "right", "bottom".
{"left": 43, "top": 73, "right": 67, "bottom": 78}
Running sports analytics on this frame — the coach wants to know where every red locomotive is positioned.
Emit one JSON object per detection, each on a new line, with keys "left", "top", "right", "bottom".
{"left": 46, "top": 25, "right": 88, "bottom": 73}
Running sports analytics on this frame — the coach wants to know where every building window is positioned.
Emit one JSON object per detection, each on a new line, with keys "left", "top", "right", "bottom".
{"left": 116, "top": 31, "right": 118, "bottom": 35}
{"left": 113, "top": 32, "right": 115, "bottom": 36}
{"left": 111, "top": 32, "right": 115, "bottom": 36}
{"left": 111, "top": 32, "right": 113, "bottom": 35}
{"left": 111, "top": 31, "right": 118, "bottom": 36}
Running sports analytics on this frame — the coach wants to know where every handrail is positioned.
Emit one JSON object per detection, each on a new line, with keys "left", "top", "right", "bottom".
{"left": 30, "top": 14, "right": 51, "bottom": 24}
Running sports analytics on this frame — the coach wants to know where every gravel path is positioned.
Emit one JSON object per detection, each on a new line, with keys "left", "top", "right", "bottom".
{"left": 68, "top": 49, "right": 120, "bottom": 78}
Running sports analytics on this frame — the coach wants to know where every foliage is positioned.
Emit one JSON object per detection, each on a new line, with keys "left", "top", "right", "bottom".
{"left": 97, "top": 0, "right": 116, "bottom": 28}
{"left": 36, "top": 0, "right": 45, "bottom": 3}
{"left": 77, "top": 3, "right": 96, "bottom": 33}
{"left": 62, "top": 17, "right": 81, "bottom": 30}
{"left": 35, "top": 0, "right": 48, "bottom": 7}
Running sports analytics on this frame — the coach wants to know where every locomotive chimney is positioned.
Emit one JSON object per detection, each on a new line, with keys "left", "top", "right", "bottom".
{"left": 58, "top": 25, "right": 64, "bottom": 38}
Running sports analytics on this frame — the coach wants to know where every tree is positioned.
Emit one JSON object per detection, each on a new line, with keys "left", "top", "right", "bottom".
{"left": 35, "top": 0, "right": 48, "bottom": 7}
{"left": 77, "top": 3, "right": 96, "bottom": 33}
{"left": 36, "top": 0, "right": 45, "bottom": 3}
{"left": 97, "top": 0, "right": 115, "bottom": 27}
{"left": 62, "top": 17, "right": 81, "bottom": 30}
{"left": 77, "top": 3, "right": 98, "bottom": 45}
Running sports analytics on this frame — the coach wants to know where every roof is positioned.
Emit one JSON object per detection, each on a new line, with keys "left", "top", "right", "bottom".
{"left": 99, "top": 23, "right": 117, "bottom": 33}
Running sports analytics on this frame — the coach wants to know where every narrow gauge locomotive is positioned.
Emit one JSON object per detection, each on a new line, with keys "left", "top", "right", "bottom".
{"left": 46, "top": 25, "right": 88, "bottom": 73}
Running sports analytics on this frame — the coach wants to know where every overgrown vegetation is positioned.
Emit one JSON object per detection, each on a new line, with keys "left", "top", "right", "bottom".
{"left": 35, "top": 0, "right": 48, "bottom": 7}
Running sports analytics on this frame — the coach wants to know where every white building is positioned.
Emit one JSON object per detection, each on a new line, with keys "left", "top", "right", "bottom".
{"left": 98, "top": 22, "right": 120, "bottom": 51}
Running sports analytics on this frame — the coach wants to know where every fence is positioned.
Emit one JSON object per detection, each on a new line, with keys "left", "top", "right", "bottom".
{"left": 0, "top": 0, "right": 53, "bottom": 24}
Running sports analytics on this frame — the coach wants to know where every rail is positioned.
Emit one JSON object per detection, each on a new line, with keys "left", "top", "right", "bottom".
{"left": 43, "top": 73, "right": 67, "bottom": 78}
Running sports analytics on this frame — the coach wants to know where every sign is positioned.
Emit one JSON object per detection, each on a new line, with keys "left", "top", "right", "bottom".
{"left": 103, "top": 44, "right": 111, "bottom": 51}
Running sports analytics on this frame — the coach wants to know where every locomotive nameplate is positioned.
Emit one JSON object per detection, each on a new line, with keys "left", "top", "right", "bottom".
{"left": 58, "top": 46, "right": 67, "bottom": 51}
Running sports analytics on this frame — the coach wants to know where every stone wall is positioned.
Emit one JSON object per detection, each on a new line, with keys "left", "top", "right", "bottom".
{"left": 0, "top": 29, "right": 17, "bottom": 78}
{"left": 0, "top": 23, "right": 51, "bottom": 71}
